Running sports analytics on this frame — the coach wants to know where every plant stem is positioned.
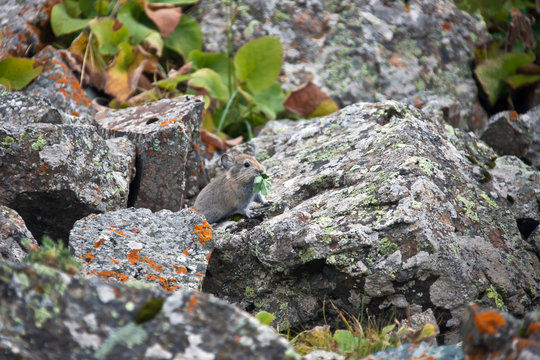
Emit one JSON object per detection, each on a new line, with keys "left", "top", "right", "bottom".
{"left": 244, "top": 119, "right": 253, "bottom": 140}
{"left": 217, "top": 89, "right": 238, "bottom": 134}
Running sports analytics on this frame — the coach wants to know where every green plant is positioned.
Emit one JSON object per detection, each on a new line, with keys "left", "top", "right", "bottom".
{"left": 454, "top": 0, "right": 540, "bottom": 108}
{"left": 23, "top": 236, "right": 81, "bottom": 274}
{"left": 50, "top": 0, "right": 201, "bottom": 103}
{"left": 290, "top": 304, "right": 437, "bottom": 358}
{"left": 254, "top": 174, "right": 272, "bottom": 196}
{"left": 486, "top": 284, "right": 505, "bottom": 309}
{"left": 255, "top": 310, "right": 276, "bottom": 326}
{"left": 0, "top": 57, "right": 42, "bottom": 90}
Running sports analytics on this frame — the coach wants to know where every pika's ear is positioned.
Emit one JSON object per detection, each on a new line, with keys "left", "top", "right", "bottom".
{"left": 221, "top": 153, "right": 234, "bottom": 170}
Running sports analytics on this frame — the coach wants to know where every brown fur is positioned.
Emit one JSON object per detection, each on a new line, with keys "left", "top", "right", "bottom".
{"left": 194, "top": 153, "right": 267, "bottom": 223}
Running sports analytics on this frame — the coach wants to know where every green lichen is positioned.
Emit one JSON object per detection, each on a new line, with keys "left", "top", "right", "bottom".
{"left": 402, "top": 156, "right": 436, "bottom": 176}
{"left": 96, "top": 323, "right": 147, "bottom": 360}
{"left": 1, "top": 136, "right": 14, "bottom": 146}
{"left": 379, "top": 237, "right": 398, "bottom": 255}
{"left": 480, "top": 192, "right": 497, "bottom": 208}
{"left": 245, "top": 286, "right": 256, "bottom": 298}
{"left": 479, "top": 169, "right": 491, "bottom": 183}
{"left": 274, "top": 9, "right": 289, "bottom": 21}
{"left": 256, "top": 149, "right": 269, "bottom": 162}
{"left": 31, "top": 136, "right": 46, "bottom": 151}
{"left": 34, "top": 307, "right": 53, "bottom": 328}
{"left": 299, "top": 247, "right": 315, "bottom": 263}
{"left": 486, "top": 284, "right": 504, "bottom": 310}
{"left": 151, "top": 138, "right": 161, "bottom": 152}
{"left": 455, "top": 194, "right": 479, "bottom": 222}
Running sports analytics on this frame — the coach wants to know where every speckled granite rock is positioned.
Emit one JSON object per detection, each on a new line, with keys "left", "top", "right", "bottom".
{"left": 366, "top": 342, "right": 463, "bottom": 360}
{"left": 196, "top": 0, "right": 489, "bottom": 123}
{"left": 0, "top": 0, "right": 53, "bottom": 60}
{"left": 461, "top": 306, "right": 540, "bottom": 360}
{"left": 0, "top": 85, "right": 65, "bottom": 125}
{"left": 489, "top": 156, "right": 540, "bottom": 239}
{"left": 0, "top": 121, "right": 135, "bottom": 243}
{"left": 94, "top": 96, "right": 208, "bottom": 211}
{"left": 0, "top": 261, "right": 297, "bottom": 359}
{"left": 24, "top": 46, "right": 96, "bottom": 121}
{"left": 70, "top": 208, "right": 214, "bottom": 292}
{"left": 480, "top": 110, "right": 533, "bottom": 157}
{"left": 0, "top": 206, "right": 37, "bottom": 263}
{"left": 522, "top": 105, "right": 540, "bottom": 169}
{"left": 202, "top": 101, "right": 540, "bottom": 342}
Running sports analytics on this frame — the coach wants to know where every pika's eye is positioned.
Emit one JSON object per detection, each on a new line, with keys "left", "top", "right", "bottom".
{"left": 244, "top": 161, "right": 250, "bottom": 168}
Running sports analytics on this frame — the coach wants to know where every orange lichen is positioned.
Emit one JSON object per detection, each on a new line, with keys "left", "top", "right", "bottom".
{"left": 142, "top": 258, "right": 163, "bottom": 272}
{"left": 127, "top": 249, "right": 142, "bottom": 264}
{"left": 195, "top": 272, "right": 205, "bottom": 277}
{"left": 93, "top": 238, "right": 105, "bottom": 248}
{"left": 206, "top": 250, "right": 213, "bottom": 262}
{"left": 110, "top": 257, "right": 119, "bottom": 264}
{"left": 528, "top": 322, "right": 540, "bottom": 334}
{"left": 442, "top": 22, "right": 452, "bottom": 30}
{"left": 113, "top": 287, "right": 122, "bottom": 297}
{"left": 146, "top": 274, "right": 180, "bottom": 292}
{"left": 173, "top": 265, "right": 188, "bottom": 274}
{"left": 97, "top": 270, "right": 129, "bottom": 282}
{"left": 193, "top": 220, "right": 212, "bottom": 246}
{"left": 83, "top": 252, "right": 95, "bottom": 263}
{"left": 134, "top": 228, "right": 140, "bottom": 233}
{"left": 474, "top": 311, "right": 506, "bottom": 334}
{"left": 187, "top": 293, "right": 198, "bottom": 313}
{"left": 39, "top": 164, "right": 47, "bottom": 172}
{"left": 182, "top": 249, "right": 190, "bottom": 256}
{"left": 107, "top": 228, "right": 126, "bottom": 236}
{"left": 159, "top": 118, "right": 177, "bottom": 127}
{"left": 71, "top": 110, "right": 80, "bottom": 117}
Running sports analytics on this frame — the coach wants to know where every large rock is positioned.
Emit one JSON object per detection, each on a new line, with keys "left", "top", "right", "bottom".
{"left": 0, "top": 115, "right": 135, "bottom": 243}
{"left": 94, "top": 96, "right": 208, "bottom": 211}
{"left": 196, "top": 0, "right": 489, "bottom": 122}
{"left": 480, "top": 110, "right": 533, "bottom": 157}
{"left": 70, "top": 208, "right": 214, "bottom": 292}
{"left": 0, "top": 0, "right": 51, "bottom": 60}
{"left": 0, "top": 261, "right": 297, "bottom": 359}
{"left": 0, "top": 205, "right": 37, "bottom": 263}
{"left": 202, "top": 101, "right": 540, "bottom": 342}
{"left": 522, "top": 105, "right": 540, "bottom": 169}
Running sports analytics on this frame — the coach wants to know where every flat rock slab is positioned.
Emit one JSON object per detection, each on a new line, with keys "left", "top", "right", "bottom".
{"left": 0, "top": 206, "right": 37, "bottom": 263}
{"left": 95, "top": 96, "right": 207, "bottom": 211}
{"left": 70, "top": 208, "right": 214, "bottom": 292}
{"left": 0, "top": 122, "right": 135, "bottom": 243}
{"left": 0, "top": 261, "right": 295, "bottom": 359}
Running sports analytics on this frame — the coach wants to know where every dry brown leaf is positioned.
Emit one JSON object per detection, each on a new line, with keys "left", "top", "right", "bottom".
{"left": 105, "top": 45, "right": 158, "bottom": 102}
{"left": 144, "top": 1, "right": 182, "bottom": 39}
{"left": 168, "top": 62, "right": 192, "bottom": 78}
{"left": 283, "top": 81, "right": 330, "bottom": 117}
{"left": 224, "top": 136, "right": 243, "bottom": 148}
{"left": 200, "top": 130, "right": 226, "bottom": 151}
{"left": 63, "top": 32, "right": 107, "bottom": 90}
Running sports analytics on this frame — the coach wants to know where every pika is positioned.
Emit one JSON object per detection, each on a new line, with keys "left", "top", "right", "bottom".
{"left": 194, "top": 153, "right": 268, "bottom": 223}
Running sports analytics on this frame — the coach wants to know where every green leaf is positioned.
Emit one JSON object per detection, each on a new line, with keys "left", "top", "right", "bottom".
{"left": 381, "top": 324, "right": 395, "bottom": 336}
{"left": 0, "top": 58, "right": 42, "bottom": 90}
{"left": 333, "top": 329, "right": 358, "bottom": 353}
{"left": 234, "top": 36, "right": 282, "bottom": 92}
{"left": 253, "top": 174, "right": 271, "bottom": 196}
{"left": 89, "top": 18, "right": 130, "bottom": 55}
{"left": 252, "top": 82, "right": 285, "bottom": 120}
{"left": 309, "top": 98, "right": 339, "bottom": 118}
{"left": 148, "top": 0, "right": 198, "bottom": 4}
{"left": 64, "top": 0, "right": 82, "bottom": 18}
{"left": 155, "top": 74, "right": 191, "bottom": 92}
{"left": 50, "top": 3, "right": 91, "bottom": 36}
{"left": 475, "top": 52, "right": 535, "bottom": 105}
{"left": 188, "top": 50, "right": 232, "bottom": 85}
{"left": 117, "top": 1, "right": 163, "bottom": 54}
{"left": 505, "top": 73, "right": 540, "bottom": 89}
{"left": 255, "top": 311, "right": 275, "bottom": 325}
{"left": 165, "top": 15, "right": 202, "bottom": 58}
{"left": 188, "top": 68, "right": 229, "bottom": 102}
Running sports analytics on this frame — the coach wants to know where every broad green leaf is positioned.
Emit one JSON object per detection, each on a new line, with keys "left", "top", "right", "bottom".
{"left": 89, "top": 18, "right": 130, "bottom": 55}
{"left": 475, "top": 52, "right": 535, "bottom": 105}
{"left": 149, "top": 0, "right": 198, "bottom": 4}
{"left": 505, "top": 73, "right": 540, "bottom": 89}
{"left": 155, "top": 74, "right": 190, "bottom": 92}
{"left": 50, "top": 3, "right": 91, "bottom": 36}
{"left": 188, "top": 50, "right": 233, "bottom": 86}
{"left": 165, "top": 15, "right": 202, "bottom": 58}
{"left": 0, "top": 58, "right": 42, "bottom": 90}
{"left": 118, "top": 1, "right": 163, "bottom": 55}
{"left": 234, "top": 36, "right": 282, "bottom": 92}
{"left": 255, "top": 311, "right": 275, "bottom": 325}
{"left": 79, "top": 0, "right": 112, "bottom": 18}
{"left": 64, "top": 0, "right": 82, "bottom": 18}
{"left": 309, "top": 98, "right": 339, "bottom": 118}
{"left": 252, "top": 82, "right": 285, "bottom": 120}
{"left": 333, "top": 329, "right": 358, "bottom": 353}
{"left": 188, "top": 68, "right": 229, "bottom": 102}
{"left": 253, "top": 174, "right": 271, "bottom": 195}
{"left": 381, "top": 324, "right": 395, "bottom": 336}
{"left": 418, "top": 323, "right": 437, "bottom": 339}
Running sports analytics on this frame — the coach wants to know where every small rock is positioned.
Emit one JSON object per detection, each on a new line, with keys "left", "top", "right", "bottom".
{"left": 0, "top": 206, "right": 37, "bottom": 263}
{"left": 480, "top": 111, "right": 533, "bottom": 157}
